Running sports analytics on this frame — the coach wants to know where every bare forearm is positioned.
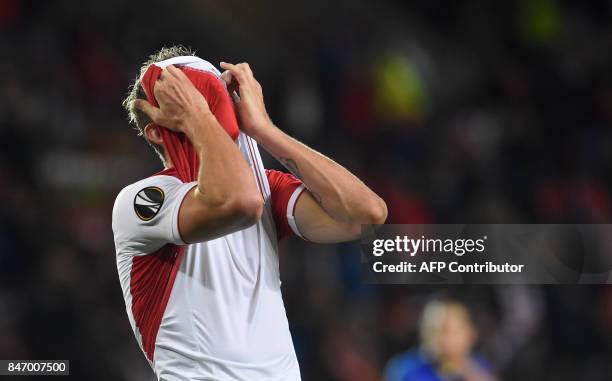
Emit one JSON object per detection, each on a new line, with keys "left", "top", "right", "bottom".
{"left": 253, "top": 124, "right": 387, "bottom": 225}
{"left": 188, "top": 114, "right": 259, "bottom": 204}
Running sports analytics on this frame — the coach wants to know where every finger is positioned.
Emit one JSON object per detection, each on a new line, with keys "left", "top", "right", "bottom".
{"left": 220, "top": 61, "right": 235, "bottom": 70}
{"left": 237, "top": 62, "right": 253, "bottom": 77}
{"left": 220, "top": 70, "right": 232, "bottom": 85}
{"left": 168, "top": 65, "right": 199, "bottom": 92}
{"left": 158, "top": 66, "right": 175, "bottom": 84}
{"left": 166, "top": 64, "right": 186, "bottom": 81}
{"left": 220, "top": 61, "right": 247, "bottom": 83}
{"left": 132, "top": 99, "right": 161, "bottom": 122}
{"left": 159, "top": 66, "right": 171, "bottom": 80}
{"left": 221, "top": 70, "right": 240, "bottom": 94}
{"left": 220, "top": 62, "right": 238, "bottom": 77}
{"left": 160, "top": 66, "right": 185, "bottom": 87}
{"left": 255, "top": 80, "right": 263, "bottom": 96}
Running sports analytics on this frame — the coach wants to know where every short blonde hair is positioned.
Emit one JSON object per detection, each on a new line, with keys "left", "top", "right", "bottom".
{"left": 419, "top": 299, "right": 474, "bottom": 359}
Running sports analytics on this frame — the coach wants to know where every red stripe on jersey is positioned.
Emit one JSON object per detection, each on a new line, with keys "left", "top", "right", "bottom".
{"left": 130, "top": 244, "right": 182, "bottom": 363}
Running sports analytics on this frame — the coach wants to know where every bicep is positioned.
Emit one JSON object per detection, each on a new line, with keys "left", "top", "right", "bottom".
{"left": 178, "top": 186, "right": 261, "bottom": 244}
{"left": 294, "top": 190, "right": 361, "bottom": 243}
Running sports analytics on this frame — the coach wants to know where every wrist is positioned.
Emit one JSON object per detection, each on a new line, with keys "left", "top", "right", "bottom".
{"left": 249, "top": 120, "right": 277, "bottom": 142}
{"left": 182, "top": 111, "right": 216, "bottom": 141}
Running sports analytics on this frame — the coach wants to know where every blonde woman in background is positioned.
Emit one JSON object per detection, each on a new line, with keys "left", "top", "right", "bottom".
{"left": 384, "top": 299, "right": 498, "bottom": 381}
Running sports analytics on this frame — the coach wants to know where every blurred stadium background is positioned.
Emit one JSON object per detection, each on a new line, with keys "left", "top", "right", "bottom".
{"left": 1, "top": 0, "right": 612, "bottom": 379}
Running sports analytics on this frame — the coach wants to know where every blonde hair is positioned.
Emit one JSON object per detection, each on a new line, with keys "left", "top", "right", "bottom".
{"left": 419, "top": 299, "right": 473, "bottom": 359}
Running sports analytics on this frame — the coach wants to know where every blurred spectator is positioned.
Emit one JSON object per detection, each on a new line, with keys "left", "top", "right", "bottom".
{"left": 384, "top": 298, "right": 497, "bottom": 381}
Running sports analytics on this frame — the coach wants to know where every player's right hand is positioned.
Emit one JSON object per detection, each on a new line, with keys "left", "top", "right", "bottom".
{"left": 133, "top": 65, "right": 214, "bottom": 138}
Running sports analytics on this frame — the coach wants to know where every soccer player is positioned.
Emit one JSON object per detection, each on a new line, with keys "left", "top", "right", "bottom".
{"left": 112, "top": 46, "right": 387, "bottom": 381}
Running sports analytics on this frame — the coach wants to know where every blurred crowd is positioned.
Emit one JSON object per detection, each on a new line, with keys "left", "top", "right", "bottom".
{"left": 1, "top": 0, "right": 612, "bottom": 379}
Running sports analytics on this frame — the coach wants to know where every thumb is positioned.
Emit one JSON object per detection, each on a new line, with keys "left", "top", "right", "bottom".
{"left": 221, "top": 70, "right": 239, "bottom": 95}
{"left": 133, "top": 99, "right": 161, "bottom": 123}
{"left": 220, "top": 70, "right": 232, "bottom": 86}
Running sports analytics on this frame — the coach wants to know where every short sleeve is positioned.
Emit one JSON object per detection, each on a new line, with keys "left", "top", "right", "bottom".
{"left": 112, "top": 175, "right": 197, "bottom": 256}
{"left": 266, "top": 169, "right": 307, "bottom": 240}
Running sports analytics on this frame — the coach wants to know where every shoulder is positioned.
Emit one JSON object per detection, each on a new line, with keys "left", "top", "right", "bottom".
{"left": 112, "top": 171, "right": 194, "bottom": 255}
{"left": 112, "top": 174, "right": 182, "bottom": 222}
{"left": 114, "top": 173, "right": 182, "bottom": 203}
{"left": 113, "top": 168, "right": 180, "bottom": 206}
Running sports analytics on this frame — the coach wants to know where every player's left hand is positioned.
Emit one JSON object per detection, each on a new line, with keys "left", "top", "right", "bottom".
{"left": 220, "top": 61, "right": 272, "bottom": 139}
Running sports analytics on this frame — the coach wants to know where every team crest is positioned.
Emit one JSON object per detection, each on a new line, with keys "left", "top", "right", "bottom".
{"left": 134, "top": 186, "right": 165, "bottom": 221}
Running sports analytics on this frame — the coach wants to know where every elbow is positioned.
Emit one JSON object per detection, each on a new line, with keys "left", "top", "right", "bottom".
{"left": 184, "top": 189, "right": 263, "bottom": 243}
{"left": 343, "top": 196, "right": 388, "bottom": 227}
{"left": 363, "top": 196, "right": 388, "bottom": 225}
{"left": 342, "top": 197, "right": 387, "bottom": 240}
{"left": 229, "top": 192, "right": 264, "bottom": 228}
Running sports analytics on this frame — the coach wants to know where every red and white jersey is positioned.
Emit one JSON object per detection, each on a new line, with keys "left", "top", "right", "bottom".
{"left": 112, "top": 131, "right": 306, "bottom": 380}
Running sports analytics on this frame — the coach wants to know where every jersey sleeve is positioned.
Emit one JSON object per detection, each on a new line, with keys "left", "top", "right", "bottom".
{"left": 112, "top": 175, "right": 197, "bottom": 256}
{"left": 266, "top": 169, "right": 307, "bottom": 241}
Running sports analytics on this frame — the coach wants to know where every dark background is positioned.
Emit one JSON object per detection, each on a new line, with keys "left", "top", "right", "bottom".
{"left": 1, "top": 0, "right": 612, "bottom": 379}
